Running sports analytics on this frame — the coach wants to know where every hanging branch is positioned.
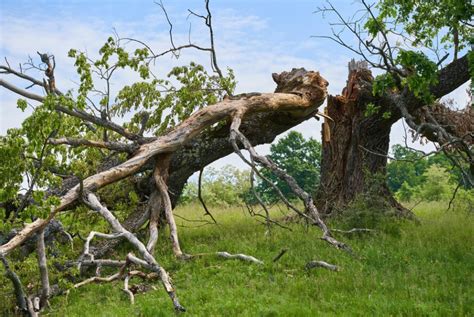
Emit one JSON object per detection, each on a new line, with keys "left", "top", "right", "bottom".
{"left": 229, "top": 111, "right": 351, "bottom": 253}
{"left": 0, "top": 254, "right": 28, "bottom": 312}
{"left": 146, "top": 191, "right": 161, "bottom": 253}
{"left": 198, "top": 168, "right": 217, "bottom": 224}
{"left": 250, "top": 169, "right": 271, "bottom": 232}
{"left": 36, "top": 229, "right": 50, "bottom": 309}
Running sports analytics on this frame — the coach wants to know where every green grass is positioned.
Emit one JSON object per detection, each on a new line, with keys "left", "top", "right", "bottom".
{"left": 2, "top": 202, "right": 474, "bottom": 316}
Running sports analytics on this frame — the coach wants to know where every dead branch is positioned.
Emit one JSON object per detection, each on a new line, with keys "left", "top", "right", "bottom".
{"left": 272, "top": 249, "right": 288, "bottom": 263}
{"left": 306, "top": 260, "right": 339, "bottom": 271}
{"left": 331, "top": 228, "right": 375, "bottom": 234}
{"left": 82, "top": 192, "right": 185, "bottom": 311}
{"left": 228, "top": 101, "right": 351, "bottom": 253}
{"left": 198, "top": 168, "right": 217, "bottom": 224}
{"left": 146, "top": 191, "right": 161, "bottom": 253}
{"left": 250, "top": 169, "right": 271, "bottom": 233}
{"left": 123, "top": 274, "right": 134, "bottom": 304}
{"left": 73, "top": 272, "right": 122, "bottom": 289}
{"left": 79, "top": 231, "right": 124, "bottom": 270}
{"left": 36, "top": 229, "right": 50, "bottom": 309}
{"left": 48, "top": 137, "right": 139, "bottom": 153}
{"left": 216, "top": 251, "right": 264, "bottom": 264}
{"left": 153, "top": 155, "right": 185, "bottom": 258}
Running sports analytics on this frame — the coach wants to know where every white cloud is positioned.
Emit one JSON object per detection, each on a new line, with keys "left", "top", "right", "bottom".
{"left": 2, "top": 3, "right": 465, "bottom": 173}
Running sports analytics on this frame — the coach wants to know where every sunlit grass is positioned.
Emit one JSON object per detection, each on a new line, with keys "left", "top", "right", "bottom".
{"left": 1, "top": 202, "right": 473, "bottom": 316}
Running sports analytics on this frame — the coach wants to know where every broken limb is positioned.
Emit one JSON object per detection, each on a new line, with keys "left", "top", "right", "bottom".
{"left": 82, "top": 192, "right": 185, "bottom": 311}
{"left": 0, "top": 254, "right": 28, "bottom": 312}
{"left": 198, "top": 168, "right": 217, "bottom": 224}
{"left": 306, "top": 260, "right": 339, "bottom": 271}
{"left": 36, "top": 229, "right": 50, "bottom": 309}
{"left": 153, "top": 155, "right": 186, "bottom": 259}
{"left": 229, "top": 109, "right": 351, "bottom": 253}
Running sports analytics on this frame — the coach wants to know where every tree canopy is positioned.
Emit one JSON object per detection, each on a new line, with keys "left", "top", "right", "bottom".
{"left": 257, "top": 131, "right": 321, "bottom": 203}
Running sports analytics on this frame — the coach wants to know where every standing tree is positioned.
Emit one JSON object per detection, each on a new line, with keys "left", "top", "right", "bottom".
{"left": 314, "top": 0, "right": 473, "bottom": 215}
{"left": 256, "top": 131, "right": 321, "bottom": 202}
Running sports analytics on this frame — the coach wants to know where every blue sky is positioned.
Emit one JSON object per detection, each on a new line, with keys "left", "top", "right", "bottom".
{"left": 0, "top": 0, "right": 468, "bottom": 169}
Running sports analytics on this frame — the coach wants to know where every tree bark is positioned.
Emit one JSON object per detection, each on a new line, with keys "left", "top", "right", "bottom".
{"left": 316, "top": 61, "right": 407, "bottom": 215}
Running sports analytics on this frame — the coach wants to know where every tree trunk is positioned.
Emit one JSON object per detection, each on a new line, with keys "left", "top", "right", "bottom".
{"left": 316, "top": 60, "right": 408, "bottom": 216}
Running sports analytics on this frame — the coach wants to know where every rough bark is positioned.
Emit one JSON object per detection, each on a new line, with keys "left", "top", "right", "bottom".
{"left": 315, "top": 61, "right": 408, "bottom": 215}
{"left": 92, "top": 69, "right": 329, "bottom": 258}
{"left": 316, "top": 56, "right": 472, "bottom": 215}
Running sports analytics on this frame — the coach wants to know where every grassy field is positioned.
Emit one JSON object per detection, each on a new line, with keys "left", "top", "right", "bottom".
{"left": 2, "top": 202, "right": 473, "bottom": 316}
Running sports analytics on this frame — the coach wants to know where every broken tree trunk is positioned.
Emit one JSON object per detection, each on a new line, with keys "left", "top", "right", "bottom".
{"left": 315, "top": 60, "right": 410, "bottom": 216}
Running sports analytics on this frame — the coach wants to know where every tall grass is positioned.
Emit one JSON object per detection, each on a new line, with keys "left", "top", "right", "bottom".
{"left": 1, "top": 202, "right": 473, "bottom": 316}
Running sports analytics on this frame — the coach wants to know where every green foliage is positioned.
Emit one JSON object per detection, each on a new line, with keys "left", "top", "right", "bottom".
{"left": 395, "top": 181, "right": 416, "bottom": 202}
{"left": 415, "top": 164, "right": 455, "bottom": 201}
{"left": 396, "top": 50, "right": 438, "bottom": 103}
{"left": 16, "top": 99, "right": 27, "bottom": 111}
{"left": 114, "top": 62, "right": 235, "bottom": 136}
{"left": 388, "top": 145, "right": 468, "bottom": 190}
{"left": 0, "top": 129, "right": 26, "bottom": 204}
{"left": 363, "top": 102, "right": 381, "bottom": 117}
{"left": 180, "top": 165, "right": 250, "bottom": 207}
{"left": 387, "top": 144, "right": 470, "bottom": 204}
{"left": 377, "top": 0, "right": 473, "bottom": 52}
{"left": 365, "top": 1, "right": 472, "bottom": 103}
{"left": 256, "top": 131, "right": 321, "bottom": 203}
{"left": 372, "top": 73, "right": 396, "bottom": 97}
{"left": 1, "top": 33, "right": 236, "bottom": 231}
{"left": 387, "top": 145, "right": 428, "bottom": 192}
{"left": 382, "top": 111, "right": 392, "bottom": 119}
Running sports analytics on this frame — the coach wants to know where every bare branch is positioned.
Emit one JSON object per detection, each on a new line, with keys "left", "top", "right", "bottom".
{"left": 306, "top": 260, "right": 339, "bottom": 271}
{"left": 36, "top": 229, "right": 50, "bottom": 309}
{"left": 198, "top": 167, "right": 217, "bottom": 224}
{"left": 216, "top": 251, "right": 264, "bottom": 264}
{"left": 48, "top": 137, "right": 139, "bottom": 153}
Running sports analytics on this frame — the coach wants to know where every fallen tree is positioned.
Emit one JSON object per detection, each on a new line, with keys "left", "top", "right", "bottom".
{"left": 1, "top": 56, "right": 347, "bottom": 312}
